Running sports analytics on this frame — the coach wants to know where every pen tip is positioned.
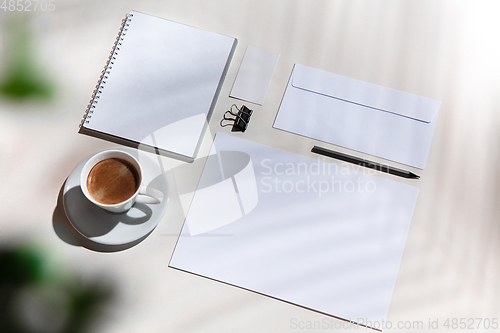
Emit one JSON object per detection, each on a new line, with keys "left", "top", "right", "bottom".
{"left": 409, "top": 172, "right": 420, "bottom": 179}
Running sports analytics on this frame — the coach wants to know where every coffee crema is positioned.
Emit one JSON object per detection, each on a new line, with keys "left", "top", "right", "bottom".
{"left": 87, "top": 158, "right": 139, "bottom": 205}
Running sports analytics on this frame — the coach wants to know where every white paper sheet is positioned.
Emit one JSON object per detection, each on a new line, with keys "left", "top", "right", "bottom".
{"left": 273, "top": 64, "right": 441, "bottom": 169}
{"left": 230, "top": 46, "right": 279, "bottom": 105}
{"left": 170, "top": 134, "right": 419, "bottom": 328}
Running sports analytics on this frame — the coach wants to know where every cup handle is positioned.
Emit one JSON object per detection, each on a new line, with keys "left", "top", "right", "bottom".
{"left": 136, "top": 186, "right": 163, "bottom": 205}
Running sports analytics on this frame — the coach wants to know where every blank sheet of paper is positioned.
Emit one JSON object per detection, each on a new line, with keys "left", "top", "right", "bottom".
{"left": 169, "top": 134, "right": 419, "bottom": 328}
{"left": 230, "top": 46, "right": 279, "bottom": 105}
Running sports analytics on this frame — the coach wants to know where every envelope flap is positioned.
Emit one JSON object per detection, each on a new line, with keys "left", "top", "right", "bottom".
{"left": 291, "top": 64, "right": 440, "bottom": 123}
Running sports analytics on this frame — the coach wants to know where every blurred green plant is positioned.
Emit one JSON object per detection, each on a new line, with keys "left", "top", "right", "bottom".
{"left": 0, "top": 15, "right": 55, "bottom": 101}
{"left": 0, "top": 245, "right": 114, "bottom": 333}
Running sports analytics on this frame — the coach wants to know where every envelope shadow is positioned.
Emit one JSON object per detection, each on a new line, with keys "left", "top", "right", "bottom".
{"left": 52, "top": 181, "right": 153, "bottom": 252}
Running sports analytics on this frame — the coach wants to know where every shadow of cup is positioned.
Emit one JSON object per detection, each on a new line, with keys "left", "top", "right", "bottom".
{"left": 52, "top": 182, "right": 153, "bottom": 252}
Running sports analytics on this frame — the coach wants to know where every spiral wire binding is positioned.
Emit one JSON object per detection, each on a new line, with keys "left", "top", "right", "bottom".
{"left": 79, "top": 13, "right": 134, "bottom": 128}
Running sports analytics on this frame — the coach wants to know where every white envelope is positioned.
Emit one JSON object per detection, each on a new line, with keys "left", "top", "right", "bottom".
{"left": 274, "top": 64, "right": 441, "bottom": 169}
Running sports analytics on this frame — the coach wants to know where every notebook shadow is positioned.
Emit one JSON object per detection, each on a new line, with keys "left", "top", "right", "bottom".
{"left": 166, "top": 150, "right": 250, "bottom": 196}
{"left": 52, "top": 182, "right": 152, "bottom": 253}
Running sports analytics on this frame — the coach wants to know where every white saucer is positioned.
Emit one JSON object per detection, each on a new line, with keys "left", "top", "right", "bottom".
{"left": 63, "top": 147, "right": 169, "bottom": 245}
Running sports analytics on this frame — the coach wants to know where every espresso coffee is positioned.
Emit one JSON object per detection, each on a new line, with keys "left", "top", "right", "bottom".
{"left": 87, "top": 158, "right": 139, "bottom": 205}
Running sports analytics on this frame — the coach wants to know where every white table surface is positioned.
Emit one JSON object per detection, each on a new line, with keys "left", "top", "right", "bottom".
{"left": 1, "top": 0, "right": 499, "bottom": 332}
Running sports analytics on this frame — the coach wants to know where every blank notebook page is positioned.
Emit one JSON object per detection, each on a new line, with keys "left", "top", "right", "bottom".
{"left": 85, "top": 11, "right": 236, "bottom": 159}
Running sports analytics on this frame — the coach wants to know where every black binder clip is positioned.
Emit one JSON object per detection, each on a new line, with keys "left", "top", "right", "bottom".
{"left": 220, "top": 104, "right": 253, "bottom": 132}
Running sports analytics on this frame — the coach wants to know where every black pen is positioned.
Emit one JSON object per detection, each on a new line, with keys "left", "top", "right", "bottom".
{"left": 311, "top": 146, "right": 420, "bottom": 179}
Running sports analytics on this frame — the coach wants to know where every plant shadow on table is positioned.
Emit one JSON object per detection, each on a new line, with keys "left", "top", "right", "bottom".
{"left": 52, "top": 182, "right": 153, "bottom": 253}
{"left": 0, "top": 245, "right": 114, "bottom": 333}
{"left": 0, "top": 14, "right": 55, "bottom": 103}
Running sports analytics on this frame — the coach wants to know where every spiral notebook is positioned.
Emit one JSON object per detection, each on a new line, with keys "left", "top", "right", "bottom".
{"left": 79, "top": 11, "right": 237, "bottom": 162}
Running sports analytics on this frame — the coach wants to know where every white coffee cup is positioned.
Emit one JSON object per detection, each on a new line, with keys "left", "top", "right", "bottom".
{"left": 80, "top": 150, "right": 163, "bottom": 213}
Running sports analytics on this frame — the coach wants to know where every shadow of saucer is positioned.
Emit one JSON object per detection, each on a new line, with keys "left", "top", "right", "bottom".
{"left": 63, "top": 186, "right": 153, "bottom": 237}
{"left": 52, "top": 181, "right": 152, "bottom": 252}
